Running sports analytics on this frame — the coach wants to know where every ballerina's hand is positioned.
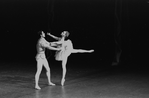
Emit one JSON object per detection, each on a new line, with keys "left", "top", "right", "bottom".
{"left": 47, "top": 33, "right": 51, "bottom": 36}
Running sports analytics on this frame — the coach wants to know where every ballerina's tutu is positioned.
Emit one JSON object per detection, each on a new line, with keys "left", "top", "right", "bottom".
{"left": 55, "top": 49, "right": 71, "bottom": 61}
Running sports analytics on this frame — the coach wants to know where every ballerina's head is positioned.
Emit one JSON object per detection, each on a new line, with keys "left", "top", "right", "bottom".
{"left": 61, "top": 31, "right": 69, "bottom": 38}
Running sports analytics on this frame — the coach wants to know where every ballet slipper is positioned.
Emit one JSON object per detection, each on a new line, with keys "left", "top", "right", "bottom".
{"left": 35, "top": 86, "right": 41, "bottom": 90}
{"left": 49, "top": 82, "right": 56, "bottom": 86}
{"left": 90, "top": 50, "right": 94, "bottom": 52}
{"left": 61, "top": 79, "right": 65, "bottom": 86}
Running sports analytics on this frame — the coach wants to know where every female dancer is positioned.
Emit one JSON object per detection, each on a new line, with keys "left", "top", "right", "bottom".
{"left": 47, "top": 31, "right": 94, "bottom": 86}
{"left": 35, "top": 31, "right": 61, "bottom": 90}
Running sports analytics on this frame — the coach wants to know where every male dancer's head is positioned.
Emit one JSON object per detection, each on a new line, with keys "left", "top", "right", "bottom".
{"left": 41, "top": 31, "right": 45, "bottom": 37}
{"left": 38, "top": 31, "right": 45, "bottom": 38}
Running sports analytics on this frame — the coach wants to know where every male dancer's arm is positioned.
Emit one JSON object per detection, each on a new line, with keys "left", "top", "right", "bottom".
{"left": 42, "top": 39, "right": 61, "bottom": 51}
{"left": 46, "top": 42, "right": 61, "bottom": 50}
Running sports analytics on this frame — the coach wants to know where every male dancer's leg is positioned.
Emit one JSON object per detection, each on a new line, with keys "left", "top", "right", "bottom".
{"left": 35, "top": 59, "right": 43, "bottom": 90}
{"left": 43, "top": 59, "right": 55, "bottom": 86}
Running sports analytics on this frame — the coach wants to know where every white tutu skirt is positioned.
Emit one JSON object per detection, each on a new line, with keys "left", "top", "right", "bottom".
{"left": 55, "top": 50, "right": 71, "bottom": 61}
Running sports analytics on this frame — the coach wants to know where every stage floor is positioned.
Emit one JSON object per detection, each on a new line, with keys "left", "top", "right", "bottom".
{"left": 0, "top": 63, "right": 149, "bottom": 98}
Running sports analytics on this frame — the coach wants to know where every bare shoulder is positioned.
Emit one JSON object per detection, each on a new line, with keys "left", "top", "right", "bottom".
{"left": 67, "top": 39, "right": 72, "bottom": 43}
{"left": 65, "top": 39, "right": 72, "bottom": 44}
{"left": 39, "top": 38, "right": 49, "bottom": 46}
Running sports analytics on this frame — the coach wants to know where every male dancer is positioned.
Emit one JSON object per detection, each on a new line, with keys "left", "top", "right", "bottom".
{"left": 47, "top": 31, "right": 94, "bottom": 86}
{"left": 35, "top": 31, "right": 61, "bottom": 90}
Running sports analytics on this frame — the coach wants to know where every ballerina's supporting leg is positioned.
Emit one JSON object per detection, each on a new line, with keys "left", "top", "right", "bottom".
{"left": 61, "top": 57, "right": 68, "bottom": 86}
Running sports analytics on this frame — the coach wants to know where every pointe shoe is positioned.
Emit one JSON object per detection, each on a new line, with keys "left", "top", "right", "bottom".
{"left": 49, "top": 82, "right": 56, "bottom": 86}
{"left": 89, "top": 50, "right": 94, "bottom": 53}
{"left": 61, "top": 79, "right": 65, "bottom": 86}
{"left": 35, "top": 86, "right": 41, "bottom": 90}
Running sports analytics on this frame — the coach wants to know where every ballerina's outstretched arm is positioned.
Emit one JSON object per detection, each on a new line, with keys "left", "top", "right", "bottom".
{"left": 47, "top": 32, "right": 61, "bottom": 40}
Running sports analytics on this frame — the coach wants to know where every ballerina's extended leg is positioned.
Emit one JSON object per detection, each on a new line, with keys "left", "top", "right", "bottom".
{"left": 72, "top": 49, "right": 94, "bottom": 53}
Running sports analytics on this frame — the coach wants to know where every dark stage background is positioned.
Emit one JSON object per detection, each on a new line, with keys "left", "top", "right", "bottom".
{"left": 0, "top": 0, "right": 149, "bottom": 71}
